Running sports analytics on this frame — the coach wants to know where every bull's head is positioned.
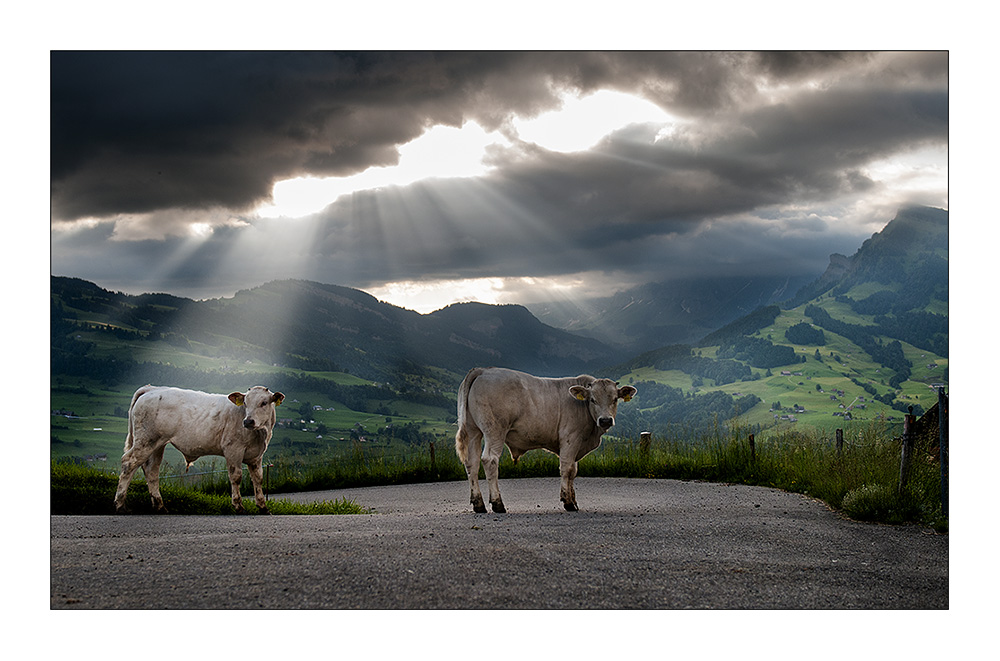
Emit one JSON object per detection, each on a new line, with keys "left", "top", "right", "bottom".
{"left": 229, "top": 386, "right": 285, "bottom": 430}
{"left": 569, "top": 379, "right": 638, "bottom": 431}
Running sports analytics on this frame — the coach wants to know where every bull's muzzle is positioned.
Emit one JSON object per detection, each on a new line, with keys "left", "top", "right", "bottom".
{"left": 243, "top": 418, "right": 256, "bottom": 430}
{"left": 598, "top": 416, "right": 614, "bottom": 429}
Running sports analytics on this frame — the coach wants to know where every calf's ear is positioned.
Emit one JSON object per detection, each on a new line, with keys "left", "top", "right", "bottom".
{"left": 228, "top": 392, "right": 246, "bottom": 406}
{"left": 272, "top": 392, "right": 285, "bottom": 406}
{"left": 569, "top": 385, "right": 590, "bottom": 401}
{"left": 618, "top": 385, "right": 638, "bottom": 402}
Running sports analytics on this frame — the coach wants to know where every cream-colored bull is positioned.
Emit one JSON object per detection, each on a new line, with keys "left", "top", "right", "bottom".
{"left": 113, "top": 385, "right": 284, "bottom": 514}
{"left": 455, "top": 367, "right": 637, "bottom": 512}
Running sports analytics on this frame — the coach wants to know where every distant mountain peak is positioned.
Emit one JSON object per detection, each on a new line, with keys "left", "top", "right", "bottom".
{"left": 786, "top": 205, "right": 947, "bottom": 307}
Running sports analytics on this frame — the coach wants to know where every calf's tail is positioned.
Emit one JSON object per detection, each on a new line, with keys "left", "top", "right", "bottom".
{"left": 455, "top": 368, "right": 485, "bottom": 461}
{"left": 124, "top": 385, "right": 155, "bottom": 452}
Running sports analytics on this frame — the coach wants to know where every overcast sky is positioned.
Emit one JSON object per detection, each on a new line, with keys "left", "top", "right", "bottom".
{"left": 50, "top": 50, "right": 948, "bottom": 311}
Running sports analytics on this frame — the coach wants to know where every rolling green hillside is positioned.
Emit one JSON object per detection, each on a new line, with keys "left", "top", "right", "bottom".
{"left": 612, "top": 206, "right": 948, "bottom": 437}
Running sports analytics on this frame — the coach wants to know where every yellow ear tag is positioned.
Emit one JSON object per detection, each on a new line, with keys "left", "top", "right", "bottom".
{"left": 575, "top": 392, "right": 588, "bottom": 401}
{"left": 623, "top": 394, "right": 632, "bottom": 402}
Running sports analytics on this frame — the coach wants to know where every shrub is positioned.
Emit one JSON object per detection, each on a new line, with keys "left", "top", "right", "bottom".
{"left": 841, "top": 484, "right": 922, "bottom": 524}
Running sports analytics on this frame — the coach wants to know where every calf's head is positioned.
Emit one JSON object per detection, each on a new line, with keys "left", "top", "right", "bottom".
{"left": 569, "top": 379, "right": 638, "bottom": 430}
{"left": 229, "top": 386, "right": 285, "bottom": 430}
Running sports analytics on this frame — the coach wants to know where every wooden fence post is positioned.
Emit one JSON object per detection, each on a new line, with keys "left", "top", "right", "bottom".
{"left": 748, "top": 433, "right": 756, "bottom": 462}
{"left": 639, "top": 431, "right": 652, "bottom": 455}
{"left": 835, "top": 429, "right": 844, "bottom": 456}
{"left": 898, "top": 408, "right": 916, "bottom": 495}
{"left": 938, "top": 387, "right": 948, "bottom": 516}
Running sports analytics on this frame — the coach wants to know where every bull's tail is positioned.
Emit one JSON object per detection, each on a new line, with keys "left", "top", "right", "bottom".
{"left": 455, "top": 368, "right": 486, "bottom": 462}
{"left": 123, "top": 385, "right": 155, "bottom": 453}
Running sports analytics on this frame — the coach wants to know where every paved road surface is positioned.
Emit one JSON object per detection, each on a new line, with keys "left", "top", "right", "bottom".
{"left": 50, "top": 477, "right": 947, "bottom": 609}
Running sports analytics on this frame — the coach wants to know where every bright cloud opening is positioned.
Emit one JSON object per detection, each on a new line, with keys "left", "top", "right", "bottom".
{"left": 512, "top": 89, "right": 676, "bottom": 153}
{"left": 257, "top": 122, "right": 509, "bottom": 219}
{"left": 257, "top": 90, "right": 678, "bottom": 220}
{"left": 368, "top": 278, "right": 508, "bottom": 314}
{"left": 368, "top": 272, "right": 638, "bottom": 314}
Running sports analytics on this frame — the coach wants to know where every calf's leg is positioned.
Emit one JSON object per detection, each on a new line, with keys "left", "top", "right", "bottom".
{"left": 246, "top": 457, "right": 269, "bottom": 514}
{"left": 114, "top": 441, "right": 162, "bottom": 513}
{"left": 143, "top": 447, "right": 168, "bottom": 513}
{"left": 225, "top": 458, "right": 245, "bottom": 513}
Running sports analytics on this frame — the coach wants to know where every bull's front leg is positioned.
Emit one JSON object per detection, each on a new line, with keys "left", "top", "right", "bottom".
{"left": 558, "top": 453, "right": 579, "bottom": 512}
{"left": 246, "top": 457, "right": 269, "bottom": 514}
{"left": 226, "top": 459, "right": 245, "bottom": 513}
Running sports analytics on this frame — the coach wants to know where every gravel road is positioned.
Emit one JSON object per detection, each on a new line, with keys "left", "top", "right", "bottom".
{"left": 50, "top": 477, "right": 948, "bottom": 609}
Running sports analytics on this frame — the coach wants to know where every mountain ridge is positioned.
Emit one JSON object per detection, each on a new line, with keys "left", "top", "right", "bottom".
{"left": 50, "top": 275, "right": 622, "bottom": 383}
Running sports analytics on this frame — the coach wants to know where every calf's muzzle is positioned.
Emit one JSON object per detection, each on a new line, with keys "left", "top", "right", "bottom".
{"left": 598, "top": 416, "right": 614, "bottom": 429}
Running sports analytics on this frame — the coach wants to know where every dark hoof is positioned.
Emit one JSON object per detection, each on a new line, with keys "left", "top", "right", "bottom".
{"left": 258, "top": 506, "right": 270, "bottom": 515}
{"left": 491, "top": 501, "right": 506, "bottom": 514}
{"left": 563, "top": 501, "right": 579, "bottom": 512}
{"left": 115, "top": 504, "right": 130, "bottom": 514}
{"left": 473, "top": 503, "right": 487, "bottom": 513}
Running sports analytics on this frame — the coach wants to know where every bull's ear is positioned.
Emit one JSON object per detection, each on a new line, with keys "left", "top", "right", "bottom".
{"left": 618, "top": 385, "right": 638, "bottom": 402}
{"left": 228, "top": 392, "right": 246, "bottom": 407}
{"left": 272, "top": 392, "right": 285, "bottom": 406}
{"left": 569, "top": 385, "right": 590, "bottom": 401}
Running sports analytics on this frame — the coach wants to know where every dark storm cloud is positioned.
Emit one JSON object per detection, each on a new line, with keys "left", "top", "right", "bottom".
{"left": 50, "top": 51, "right": 948, "bottom": 303}
{"left": 52, "top": 51, "right": 589, "bottom": 221}
{"left": 52, "top": 51, "right": 940, "bottom": 223}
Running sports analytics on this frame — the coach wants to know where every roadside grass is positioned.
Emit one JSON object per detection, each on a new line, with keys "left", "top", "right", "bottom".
{"left": 583, "top": 420, "right": 947, "bottom": 531}
{"left": 50, "top": 460, "right": 367, "bottom": 515}
{"left": 53, "top": 420, "right": 947, "bottom": 531}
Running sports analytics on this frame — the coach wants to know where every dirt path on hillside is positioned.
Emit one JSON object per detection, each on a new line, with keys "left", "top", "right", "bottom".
{"left": 50, "top": 477, "right": 947, "bottom": 609}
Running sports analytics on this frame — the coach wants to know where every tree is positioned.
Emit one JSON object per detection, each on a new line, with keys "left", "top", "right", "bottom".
{"left": 785, "top": 322, "right": 826, "bottom": 346}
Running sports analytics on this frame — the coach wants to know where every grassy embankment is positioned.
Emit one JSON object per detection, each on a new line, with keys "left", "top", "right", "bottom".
{"left": 55, "top": 416, "right": 946, "bottom": 531}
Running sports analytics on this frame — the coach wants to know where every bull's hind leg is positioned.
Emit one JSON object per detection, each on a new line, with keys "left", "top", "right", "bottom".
{"left": 143, "top": 447, "right": 168, "bottom": 513}
{"left": 461, "top": 429, "right": 487, "bottom": 513}
{"left": 482, "top": 433, "right": 506, "bottom": 514}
